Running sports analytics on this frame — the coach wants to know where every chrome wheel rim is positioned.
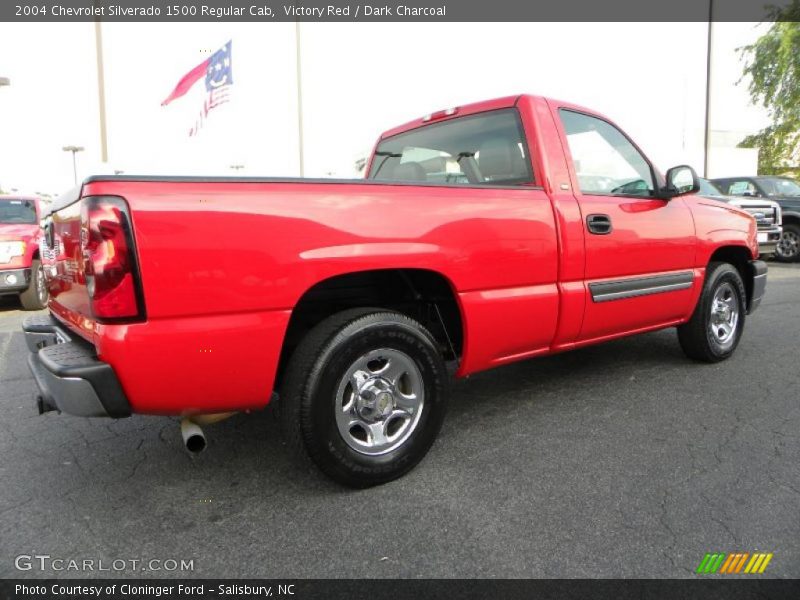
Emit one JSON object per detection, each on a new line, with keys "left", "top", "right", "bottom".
{"left": 334, "top": 348, "right": 424, "bottom": 456}
{"left": 776, "top": 230, "right": 799, "bottom": 259}
{"left": 36, "top": 267, "right": 47, "bottom": 305}
{"left": 709, "top": 282, "right": 739, "bottom": 348}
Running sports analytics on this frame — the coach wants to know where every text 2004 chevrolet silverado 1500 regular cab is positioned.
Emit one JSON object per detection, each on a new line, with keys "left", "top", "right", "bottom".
{"left": 24, "top": 95, "right": 767, "bottom": 487}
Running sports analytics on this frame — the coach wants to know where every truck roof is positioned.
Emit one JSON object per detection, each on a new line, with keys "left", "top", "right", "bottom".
{"left": 377, "top": 94, "right": 600, "bottom": 140}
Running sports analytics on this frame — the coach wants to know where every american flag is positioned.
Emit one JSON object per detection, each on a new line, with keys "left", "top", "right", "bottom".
{"left": 161, "top": 40, "right": 233, "bottom": 136}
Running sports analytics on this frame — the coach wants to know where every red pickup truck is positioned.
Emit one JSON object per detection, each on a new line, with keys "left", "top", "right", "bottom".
{"left": 24, "top": 95, "right": 766, "bottom": 487}
{"left": 1, "top": 195, "right": 48, "bottom": 310}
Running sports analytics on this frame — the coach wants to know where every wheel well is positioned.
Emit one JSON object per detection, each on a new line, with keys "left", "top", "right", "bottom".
{"left": 782, "top": 214, "right": 800, "bottom": 228}
{"left": 276, "top": 269, "right": 464, "bottom": 386}
{"left": 708, "top": 245, "right": 752, "bottom": 304}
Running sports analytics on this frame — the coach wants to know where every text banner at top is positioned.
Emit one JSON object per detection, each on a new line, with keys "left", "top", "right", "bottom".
{"left": 3, "top": 0, "right": 798, "bottom": 22}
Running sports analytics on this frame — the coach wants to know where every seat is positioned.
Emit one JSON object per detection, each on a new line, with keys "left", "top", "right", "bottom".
{"left": 477, "top": 138, "right": 525, "bottom": 182}
{"left": 393, "top": 161, "right": 427, "bottom": 182}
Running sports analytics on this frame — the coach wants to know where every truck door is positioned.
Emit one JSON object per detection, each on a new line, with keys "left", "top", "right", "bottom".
{"left": 556, "top": 108, "right": 696, "bottom": 342}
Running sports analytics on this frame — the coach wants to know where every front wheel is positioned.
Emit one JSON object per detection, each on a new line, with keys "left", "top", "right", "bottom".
{"left": 19, "top": 260, "right": 48, "bottom": 311}
{"left": 774, "top": 223, "right": 800, "bottom": 262}
{"left": 280, "top": 309, "right": 449, "bottom": 487}
{"left": 677, "top": 262, "right": 746, "bottom": 363}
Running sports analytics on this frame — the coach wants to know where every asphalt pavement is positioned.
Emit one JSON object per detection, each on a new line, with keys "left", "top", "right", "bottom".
{"left": 1, "top": 264, "right": 798, "bottom": 579}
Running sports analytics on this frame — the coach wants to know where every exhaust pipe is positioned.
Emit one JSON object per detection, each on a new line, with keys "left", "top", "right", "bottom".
{"left": 179, "top": 412, "right": 236, "bottom": 453}
{"left": 180, "top": 418, "right": 207, "bottom": 453}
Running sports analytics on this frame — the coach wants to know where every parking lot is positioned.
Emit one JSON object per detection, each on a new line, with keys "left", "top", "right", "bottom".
{"left": 0, "top": 264, "right": 798, "bottom": 579}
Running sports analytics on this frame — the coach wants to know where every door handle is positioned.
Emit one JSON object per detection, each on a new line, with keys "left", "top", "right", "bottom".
{"left": 586, "top": 214, "right": 612, "bottom": 235}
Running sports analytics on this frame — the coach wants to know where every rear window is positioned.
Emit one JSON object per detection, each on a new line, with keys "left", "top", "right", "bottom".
{"left": 368, "top": 109, "right": 533, "bottom": 186}
{"left": 0, "top": 199, "right": 37, "bottom": 224}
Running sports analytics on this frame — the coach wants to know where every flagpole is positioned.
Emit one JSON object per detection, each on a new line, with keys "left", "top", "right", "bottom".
{"left": 95, "top": 20, "right": 109, "bottom": 162}
{"left": 295, "top": 21, "right": 305, "bottom": 177}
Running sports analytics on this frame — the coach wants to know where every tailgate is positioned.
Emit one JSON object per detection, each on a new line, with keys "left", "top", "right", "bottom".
{"left": 44, "top": 186, "right": 94, "bottom": 337}
{"left": 44, "top": 185, "right": 145, "bottom": 340}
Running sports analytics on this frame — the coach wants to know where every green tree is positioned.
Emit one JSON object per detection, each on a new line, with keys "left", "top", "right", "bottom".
{"left": 738, "top": 3, "right": 800, "bottom": 176}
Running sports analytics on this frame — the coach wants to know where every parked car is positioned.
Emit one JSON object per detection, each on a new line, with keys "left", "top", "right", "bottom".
{"left": 712, "top": 176, "right": 800, "bottom": 262}
{"left": 0, "top": 195, "right": 48, "bottom": 310}
{"left": 697, "top": 178, "right": 782, "bottom": 257}
{"left": 24, "top": 95, "right": 766, "bottom": 487}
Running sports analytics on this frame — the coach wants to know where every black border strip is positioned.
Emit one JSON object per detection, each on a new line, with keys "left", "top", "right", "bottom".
{"left": 2, "top": 0, "right": 798, "bottom": 22}
{"left": 3, "top": 579, "right": 800, "bottom": 600}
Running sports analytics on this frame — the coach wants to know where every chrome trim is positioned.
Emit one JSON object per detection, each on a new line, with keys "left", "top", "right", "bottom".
{"left": 589, "top": 271, "right": 694, "bottom": 303}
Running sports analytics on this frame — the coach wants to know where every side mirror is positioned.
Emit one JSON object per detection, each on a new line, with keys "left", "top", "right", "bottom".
{"left": 662, "top": 165, "right": 700, "bottom": 199}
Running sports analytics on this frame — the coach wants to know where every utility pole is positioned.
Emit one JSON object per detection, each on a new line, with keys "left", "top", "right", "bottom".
{"left": 62, "top": 146, "right": 85, "bottom": 185}
{"left": 295, "top": 21, "right": 305, "bottom": 177}
{"left": 703, "top": 0, "right": 714, "bottom": 178}
{"left": 0, "top": 77, "right": 9, "bottom": 191}
{"left": 95, "top": 21, "right": 109, "bottom": 162}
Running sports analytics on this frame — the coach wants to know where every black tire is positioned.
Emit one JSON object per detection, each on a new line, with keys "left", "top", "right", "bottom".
{"left": 19, "top": 260, "right": 48, "bottom": 311}
{"left": 774, "top": 222, "right": 800, "bottom": 262}
{"left": 280, "top": 308, "right": 449, "bottom": 487}
{"left": 677, "top": 262, "right": 746, "bottom": 363}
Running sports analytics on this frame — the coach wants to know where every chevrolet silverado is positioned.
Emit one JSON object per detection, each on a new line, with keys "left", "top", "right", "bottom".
{"left": 24, "top": 95, "right": 766, "bottom": 487}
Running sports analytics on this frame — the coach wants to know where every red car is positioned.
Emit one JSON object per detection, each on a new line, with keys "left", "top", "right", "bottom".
{"left": 24, "top": 95, "right": 766, "bottom": 486}
{"left": 0, "top": 195, "right": 48, "bottom": 310}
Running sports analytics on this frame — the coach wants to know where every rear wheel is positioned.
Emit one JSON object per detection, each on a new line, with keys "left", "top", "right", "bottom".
{"left": 677, "top": 262, "right": 746, "bottom": 362}
{"left": 775, "top": 223, "right": 800, "bottom": 262}
{"left": 280, "top": 308, "right": 449, "bottom": 487}
{"left": 19, "top": 260, "right": 48, "bottom": 311}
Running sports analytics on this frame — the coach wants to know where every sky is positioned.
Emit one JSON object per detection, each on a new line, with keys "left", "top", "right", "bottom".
{"left": 0, "top": 21, "right": 771, "bottom": 196}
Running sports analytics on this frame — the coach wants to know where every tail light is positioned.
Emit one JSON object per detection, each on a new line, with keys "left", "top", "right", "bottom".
{"left": 80, "top": 196, "right": 145, "bottom": 322}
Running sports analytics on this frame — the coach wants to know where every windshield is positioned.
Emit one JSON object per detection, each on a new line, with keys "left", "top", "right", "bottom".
{"left": 368, "top": 109, "right": 532, "bottom": 185}
{"left": 761, "top": 178, "right": 800, "bottom": 197}
{"left": 697, "top": 178, "right": 723, "bottom": 196}
{"left": 0, "top": 199, "right": 37, "bottom": 224}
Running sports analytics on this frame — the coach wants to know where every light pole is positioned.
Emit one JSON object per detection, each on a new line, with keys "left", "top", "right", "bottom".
{"left": 0, "top": 78, "right": 9, "bottom": 191}
{"left": 703, "top": 0, "right": 714, "bottom": 178}
{"left": 62, "top": 146, "right": 85, "bottom": 185}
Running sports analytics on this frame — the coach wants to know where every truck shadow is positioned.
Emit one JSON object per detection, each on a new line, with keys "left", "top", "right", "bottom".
{"left": 8, "top": 327, "right": 698, "bottom": 520}
{"left": 0, "top": 295, "right": 22, "bottom": 313}
{"left": 195, "top": 327, "right": 691, "bottom": 494}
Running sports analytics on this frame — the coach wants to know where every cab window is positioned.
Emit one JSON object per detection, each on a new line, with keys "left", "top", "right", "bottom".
{"left": 559, "top": 109, "right": 655, "bottom": 197}
{"left": 368, "top": 109, "right": 533, "bottom": 185}
{"left": 727, "top": 181, "right": 759, "bottom": 197}
{"left": 0, "top": 199, "right": 37, "bottom": 224}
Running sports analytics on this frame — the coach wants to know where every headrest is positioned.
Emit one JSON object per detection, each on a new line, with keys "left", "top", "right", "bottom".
{"left": 478, "top": 138, "right": 517, "bottom": 180}
{"left": 394, "top": 161, "right": 427, "bottom": 182}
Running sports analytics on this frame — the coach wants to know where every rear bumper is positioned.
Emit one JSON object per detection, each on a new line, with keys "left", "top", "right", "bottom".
{"left": 0, "top": 268, "right": 31, "bottom": 294}
{"left": 23, "top": 314, "right": 131, "bottom": 418}
{"left": 748, "top": 260, "right": 767, "bottom": 314}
